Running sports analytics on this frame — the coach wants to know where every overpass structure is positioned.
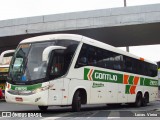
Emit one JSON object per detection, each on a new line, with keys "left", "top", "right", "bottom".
{"left": 1, "top": 4, "right": 160, "bottom": 53}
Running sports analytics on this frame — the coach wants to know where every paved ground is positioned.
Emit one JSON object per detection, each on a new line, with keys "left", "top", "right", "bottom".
{"left": 0, "top": 100, "right": 160, "bottom": 119}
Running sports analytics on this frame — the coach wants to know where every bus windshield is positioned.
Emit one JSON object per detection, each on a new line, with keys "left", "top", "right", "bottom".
{"left": 8, "top": 40, "right": 79, "bottom": 84}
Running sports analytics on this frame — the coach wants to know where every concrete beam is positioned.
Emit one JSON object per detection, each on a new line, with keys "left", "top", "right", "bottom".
{"left": 0, "top": 4, "right": 160, "bottom": 37}
{"left": 1, "top": 4, "right": 160, "bottom": 53}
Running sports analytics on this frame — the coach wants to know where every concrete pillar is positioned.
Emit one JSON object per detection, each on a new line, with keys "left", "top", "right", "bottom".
{"left": 126, "top": 46, "right": 129, "bottom": 52}
{"left": 124, "top": 0, "right": 127, "bottom": 7}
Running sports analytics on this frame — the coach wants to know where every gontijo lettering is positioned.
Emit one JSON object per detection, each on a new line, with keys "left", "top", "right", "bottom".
{"left": 95, "top": 72, "right": 117, "bottom": 81}
{"left": 150, "top": 81, "right": 158, "bottom": 86}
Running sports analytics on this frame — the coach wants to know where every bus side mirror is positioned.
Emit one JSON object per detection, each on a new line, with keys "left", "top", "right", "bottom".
{"left": 42, "top": 46, "right": 66, "bottom": 62}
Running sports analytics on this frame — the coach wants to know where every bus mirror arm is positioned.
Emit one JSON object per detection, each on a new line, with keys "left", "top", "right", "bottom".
{"left": 42, "top": 46, "right": 66, "bottom": 62}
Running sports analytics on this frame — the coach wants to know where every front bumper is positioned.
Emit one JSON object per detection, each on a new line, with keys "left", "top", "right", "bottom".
{"left": 5, "top": 89, "right": 48, "bottom": 106}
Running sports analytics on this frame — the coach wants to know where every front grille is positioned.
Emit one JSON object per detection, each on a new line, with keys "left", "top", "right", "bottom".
{"left": 7, "top": 90, "right": 33, "bottom": 95}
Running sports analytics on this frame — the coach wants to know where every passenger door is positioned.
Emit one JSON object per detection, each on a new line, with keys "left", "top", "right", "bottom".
{"left": 47, "top": 50, "right": 65, "bottom": 105}
{"left": 48, "top": 78, "right": 64, "bottom": 105}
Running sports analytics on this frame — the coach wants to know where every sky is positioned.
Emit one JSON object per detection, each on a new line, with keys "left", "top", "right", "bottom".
{"left": 118, "top": 45, "right": 160, "bottom": 62}
{"left": 0, "top": 0, "right": 160, "bottom": 62}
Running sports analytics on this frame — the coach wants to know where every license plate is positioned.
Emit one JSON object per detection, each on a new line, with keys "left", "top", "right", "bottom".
{"left": 15, "top": 97, "right": 23, "bottom": 102}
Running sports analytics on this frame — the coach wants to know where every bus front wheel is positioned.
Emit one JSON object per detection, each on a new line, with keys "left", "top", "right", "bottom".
{"left": 72, "top": 91, "right": 81, "bottom": 112}
{"left": 38, "top": 106, "right": 48, "bottom": 111}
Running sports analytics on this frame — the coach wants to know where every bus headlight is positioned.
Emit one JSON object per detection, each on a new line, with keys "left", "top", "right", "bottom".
{"left": 32, "top": 86, "right": 49, "bottom": 94}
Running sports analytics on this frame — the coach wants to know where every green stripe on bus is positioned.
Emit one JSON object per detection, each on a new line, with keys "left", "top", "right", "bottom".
{"left": 84, "top": 68, "right": 123, "bottom": 83}
{"left": 144, "top": 78, "right": 158, "bottom": 87}
{"left": 84, "top": 68, "right": 90, "bottom": 80}
{"left": 128, "top": 76, "right": 134, "bottom": 85}
{"left": 92, "top": 70, "right": 123, "bottom": 83}
{"left": 11, "top": 83, "right": 42, "bottom": 91}
{"left": 84, "top": 68, "right": 158, "bottom": 87}
{"left": 125, "top": 85, "right": 131, "bottom": 94}
{"left": 140, "top": 77, "right": 144, "bottom": 86}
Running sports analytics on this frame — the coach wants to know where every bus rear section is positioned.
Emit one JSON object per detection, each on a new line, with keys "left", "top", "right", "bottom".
{"left": 0, "top": 50, "right": 15, "bottom": 98}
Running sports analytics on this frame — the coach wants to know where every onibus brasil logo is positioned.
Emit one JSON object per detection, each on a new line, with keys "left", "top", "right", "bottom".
{"left": 84, "top": 68, "right": 158, "bottom": 94}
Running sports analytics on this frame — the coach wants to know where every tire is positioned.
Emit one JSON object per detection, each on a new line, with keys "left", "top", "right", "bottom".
{"left": 146, "top": 93, "right": 149, "bottom": 103}
{"left": 142, "top": 93, "right": 149, "bottom": 107}
{"left": 38, "top": 106, "right": 48, "bottom": 111}
{"left": 134, "top": 93, "right": 142, "bottom": 107}
{"left": 142, "top": 97, "right": 147, "bottom": 107}
{"left": 72, "top": 91, "right": 81, "bottom": 112}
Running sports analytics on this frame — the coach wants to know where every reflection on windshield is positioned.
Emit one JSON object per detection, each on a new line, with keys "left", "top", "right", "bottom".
{"left": 8, "top": 40, "right": 79, "bottom": 84}
{"left": 13, "top": 58, "right": 23, "bottom": 71}
{"left": 9, "top": 45, "right": 30, "bottom": 81}
{"left": 26, "top": 43, "right": 50, "bottom": 81}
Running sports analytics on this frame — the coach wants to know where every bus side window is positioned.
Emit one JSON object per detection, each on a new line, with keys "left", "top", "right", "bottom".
{"left": 75, "top": 44, "right": 88, "bottom": 68}
{"left": 78, "top": 57, "right": 88, "bottom": 66}
{"left": 147, "top": 63, "right": 157, "bottom": 77}
{"left": 124, "top": 57, "right": 133, "bottom": 72}
{"left": 75, "top": 44, "right": 97, "bottom": 68}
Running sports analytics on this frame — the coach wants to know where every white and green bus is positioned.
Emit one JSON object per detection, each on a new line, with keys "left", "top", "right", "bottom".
{"left": 5, "top": 34, "right": 158, "bottom": 111}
